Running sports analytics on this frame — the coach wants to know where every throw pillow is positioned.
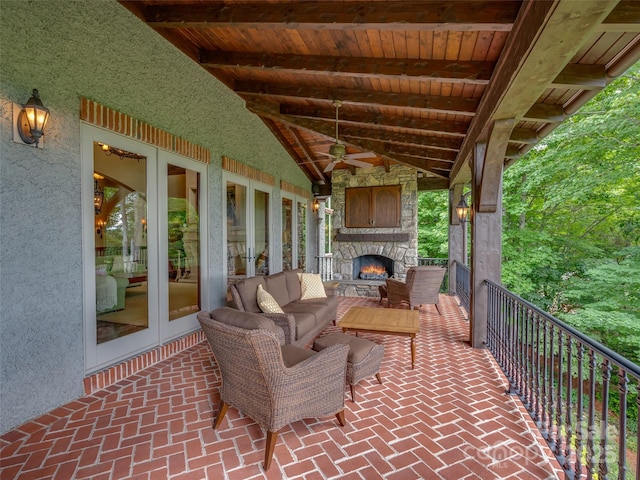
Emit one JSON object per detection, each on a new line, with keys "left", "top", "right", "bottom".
{"left": 257, "top": 284, "right": 284, "bottom": 313}
{"left": 298, "top": 273, "right": 327, "bottom": 299}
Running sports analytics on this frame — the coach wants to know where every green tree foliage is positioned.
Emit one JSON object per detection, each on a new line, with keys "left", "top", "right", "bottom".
{"left": 502, "top": 62, "right": 640, "bottom": 362}
{"left": 417, "top": 190, "right": 449, "bottom": 258}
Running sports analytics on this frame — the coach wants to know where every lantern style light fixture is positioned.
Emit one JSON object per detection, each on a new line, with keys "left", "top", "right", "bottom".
{"left": 96, "top": 219, "right": 107, "bottom": 238}
{"left": 15, "top": 89, "right": 50, "bottom": 147}
{"left": 312, "top": 198, "right": 320, "bottom": 213}
{"left": 456, "top": 198, "right": 469, "bottom": 223}
{"left": 94, "top": 174, "right": 105, "bottom": 215}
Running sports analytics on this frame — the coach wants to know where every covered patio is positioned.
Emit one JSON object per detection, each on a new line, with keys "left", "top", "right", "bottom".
{"left": 1, "top": 1, "right": 639, "bottom": 479}
{"left": 0, "top": 296, "right": 562, "bottom": 479}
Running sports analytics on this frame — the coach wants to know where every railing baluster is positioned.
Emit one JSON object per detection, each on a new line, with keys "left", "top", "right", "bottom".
{"left": 528, "top": 308, "right": 535, "bottom": 413}
{"left": 563, "top": 336, "right": 573, "bottom": 472}
{"left": 616, "top": 368, "right": 628, "bottom": 480}
{"left": 587, "top": 350, "right": 597, "bottom": 480}
{"left": 555, "top": 329, "right": 564, "bottom": 459}
{"left": 549, "top": 323, "right": 557, "bottom": 452}
{"left": 541, "top": 319, "right": 549, "bottom": 439}
{"left": 575, "top": 342, "right": 584, "bottom": 480}
{"left": 598, "top": 359, "right": 611, "bottom": 480}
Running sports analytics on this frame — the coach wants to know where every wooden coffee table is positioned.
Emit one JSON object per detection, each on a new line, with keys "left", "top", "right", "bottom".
{"left": 338, "top": 306, "right": 420, "bottom": 369}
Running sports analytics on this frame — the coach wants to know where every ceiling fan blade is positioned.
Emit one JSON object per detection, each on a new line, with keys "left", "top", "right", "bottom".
{"left": 315, "top": 151, "right": 334, "bottom": 157}
{"left": 344, "top": 152, "right": 377, "bottom": 160}
{"left": 344, "top": 158, "right": 372, "bottom": 168}
{"left": 323, "top": 161, "right": 337, "bottom": 173}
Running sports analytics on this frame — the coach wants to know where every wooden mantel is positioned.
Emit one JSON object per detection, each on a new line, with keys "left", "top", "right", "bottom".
{"left": 335, "top": 233, "right": 410, "bottom": 242}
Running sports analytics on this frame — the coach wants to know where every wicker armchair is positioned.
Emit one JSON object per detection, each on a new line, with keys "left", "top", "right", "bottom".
{"left": 385, "top": 266, "right": 446, "bottom": 314}
{"left": 198, "top": 308, "right": 349, "bottom": 470}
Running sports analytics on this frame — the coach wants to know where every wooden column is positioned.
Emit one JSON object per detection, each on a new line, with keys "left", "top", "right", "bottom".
{"left": 469, "top": 119, "right": 513, "bottom": 348}
{"left": 448, "top": 185, "right": 465, "bottom": 296}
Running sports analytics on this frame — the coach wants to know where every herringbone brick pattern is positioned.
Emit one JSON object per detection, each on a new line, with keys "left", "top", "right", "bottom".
{"left": 1, "top": 295, "right": 561, "bottom": 479}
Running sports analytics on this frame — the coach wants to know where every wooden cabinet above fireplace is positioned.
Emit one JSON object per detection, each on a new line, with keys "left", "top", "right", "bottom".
{"left": 345, "top": 185, "right": 401, "bottom": 228}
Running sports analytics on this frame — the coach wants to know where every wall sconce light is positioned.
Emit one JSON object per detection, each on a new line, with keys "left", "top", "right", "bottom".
{"left": 14, "top": 89, "right": 50, "bottom": 147}
{"left": 94, "top": 175, "right": 104, "bottom": 215}
{"left": 141, "top": 217, "right": 147, "bottom": 232}
{"left": 312, "top": 198, "right": 320, "bottom": 213}
{"left": 96, "top": 219, "right": 107, "bottom": 238}
{"left": 456, "top": 198, "right": 469, "bottom": 223}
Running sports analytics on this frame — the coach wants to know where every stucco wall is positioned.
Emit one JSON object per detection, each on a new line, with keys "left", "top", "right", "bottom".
{"left": 0, "top": 0, "right": 309, "bottom": 433}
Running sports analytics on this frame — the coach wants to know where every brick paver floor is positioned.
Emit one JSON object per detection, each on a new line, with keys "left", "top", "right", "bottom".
{"left": 1, "top": 295, "right": 562, "bottom": 479}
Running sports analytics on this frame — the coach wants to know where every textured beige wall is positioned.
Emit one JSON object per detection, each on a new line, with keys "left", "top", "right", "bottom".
{"left": 0, "top": 0, "right": 309, "bottom": 433}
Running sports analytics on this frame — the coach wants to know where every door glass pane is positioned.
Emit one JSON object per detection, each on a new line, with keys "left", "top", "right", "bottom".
{"left": 168, "top": 165, "right": 201, "bottom": 321}
{"left": 282, "top": 197, "right": 293, "bottom": 270}
{"left": 227, "top": 182, "right": 247, "bottom": 281}
{"left": 254, "top": 189, "right": 269, "bottom": 276}
{"left": 94, "top": 142, "right": 148, "bottom": 344}
{"left": 297, "top": 201, "right": 307, "bottom": 271}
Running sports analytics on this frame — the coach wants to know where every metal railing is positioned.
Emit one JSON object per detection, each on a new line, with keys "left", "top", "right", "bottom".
{"left": 316, "top": 254, "right": 333, "bottom": 281}
{"left": 486, "top": 280, "right": 640, "bottom": 480}
{"left": 454, "top": 261, "right": 470, "bottom": 315}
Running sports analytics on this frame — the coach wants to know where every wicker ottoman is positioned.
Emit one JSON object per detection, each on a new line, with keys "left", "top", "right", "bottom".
{"left": 313, "top": 332, "right": 384, "bottom": 402}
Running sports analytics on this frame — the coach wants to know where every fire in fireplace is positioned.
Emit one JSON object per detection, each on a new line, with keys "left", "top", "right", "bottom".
{"left": 352, "top": 255, "right": 394, "bottom": 280}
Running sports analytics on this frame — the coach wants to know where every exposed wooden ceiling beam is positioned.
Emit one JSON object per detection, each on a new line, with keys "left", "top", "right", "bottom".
{"left": 522, "top": 103, "right": 565, "bottom": 123}
{"left": 248, "top": 100, "right": 462, "bottom": 155}
{"left": 387, "top": 154, "right": 451, "bottom": 177}
{"left": 597, "top": 1, "right": 640, "bottom": 32}
{"left": 286, "top": 126, "right": 330, "bottom": 184}
{"left": 551, "top": 64, "right": 607, "bottom": 90}
{"left": 259, "top": 118, "right": 319, "bottom": 182}
{"left": 339, "top": 128, "right": 462, "bottom": 152}
{"left": 252, "top": 106, "right": 452, "bottom": 177}
{"left": 237, "top": 82, "right": 478, "bottom": 115}
{"left": 280, "top": 104, "right": 469, "bottom": 137}
{"left": 509, "top": 128, "right": 539, "bottom": 145}
{"left": 142, "top": 1, "right": 519, "bottom": 31}
{"left": 200, "top": 50, "right": 494, "bottom": 85}
{"left": 384, "top": 144, "right": 456, "bottom": 163}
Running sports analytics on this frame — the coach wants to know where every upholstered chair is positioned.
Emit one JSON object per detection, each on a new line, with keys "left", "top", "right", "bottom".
{"left": 385, "top": 266, "right": 446, "bottom": 314}
{"left": 197, "top": 308, "right": 349, "bottom": 470}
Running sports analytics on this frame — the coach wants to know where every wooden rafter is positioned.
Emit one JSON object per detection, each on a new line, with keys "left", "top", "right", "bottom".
{"left": 200, "top": 50, "right": 494, "bottom": 84}
{"left": 236, "top": 82, "right": 479, "bottom": 115}
{"left": 279, "top": 104, "right": 469, "bottom": 137}
{"left": 142, "top": 1, "right": 519, "bottom": 31}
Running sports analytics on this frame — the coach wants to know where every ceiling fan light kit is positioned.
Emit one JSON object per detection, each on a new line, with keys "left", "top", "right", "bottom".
{"left": 318, "top": 100, "right": 375, "bottom": 173}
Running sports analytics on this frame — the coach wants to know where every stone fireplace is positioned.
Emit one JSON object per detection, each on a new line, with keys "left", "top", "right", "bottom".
{"left": 330, "top": 166, "right": 418, "bottom": 297}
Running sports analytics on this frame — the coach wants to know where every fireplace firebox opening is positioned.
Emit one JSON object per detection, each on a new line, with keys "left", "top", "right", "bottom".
{"left": 352, "top": 255, "right": 394, "bottom": 280}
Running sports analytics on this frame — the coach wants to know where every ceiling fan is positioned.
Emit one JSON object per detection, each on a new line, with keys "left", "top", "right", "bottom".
{"left": 317, "top": 100, "right": 376, "bottom": 173}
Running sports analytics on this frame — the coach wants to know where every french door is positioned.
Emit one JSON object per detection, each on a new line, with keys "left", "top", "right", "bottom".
{"left": 282, "top": 193, "right": 310, "bottom": 271}
{"left": 82, "top": 125, "right": 207, "bottom": 373}
{"left": 225, "top": 173, "right": 272, "bottom": 284}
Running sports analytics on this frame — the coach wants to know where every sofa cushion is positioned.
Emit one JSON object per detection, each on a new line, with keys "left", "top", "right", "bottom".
{"left": 264, "top": 272, "right": 290, "bottom": 307}
{"left": 280, "top": 304, "right": 317, "bottom": 340}
{"left": 281, "top": 344, "right": 316, "bottom": 368}
{"left": 283, "top": 269, "right": 303, "bottom": 304}
{"left": 257, "top": 284, "right": 284, "bottom": 313}
{"left": 298, "top": 273, "right": 327, "bottom": 299}
{"left": 233, "top": 276, "right": 266, "bottom": 313}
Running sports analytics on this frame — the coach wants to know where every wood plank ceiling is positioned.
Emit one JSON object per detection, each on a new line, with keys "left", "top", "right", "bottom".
{"left": 119, "top": 0, "right": 640, "bottom": 193}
